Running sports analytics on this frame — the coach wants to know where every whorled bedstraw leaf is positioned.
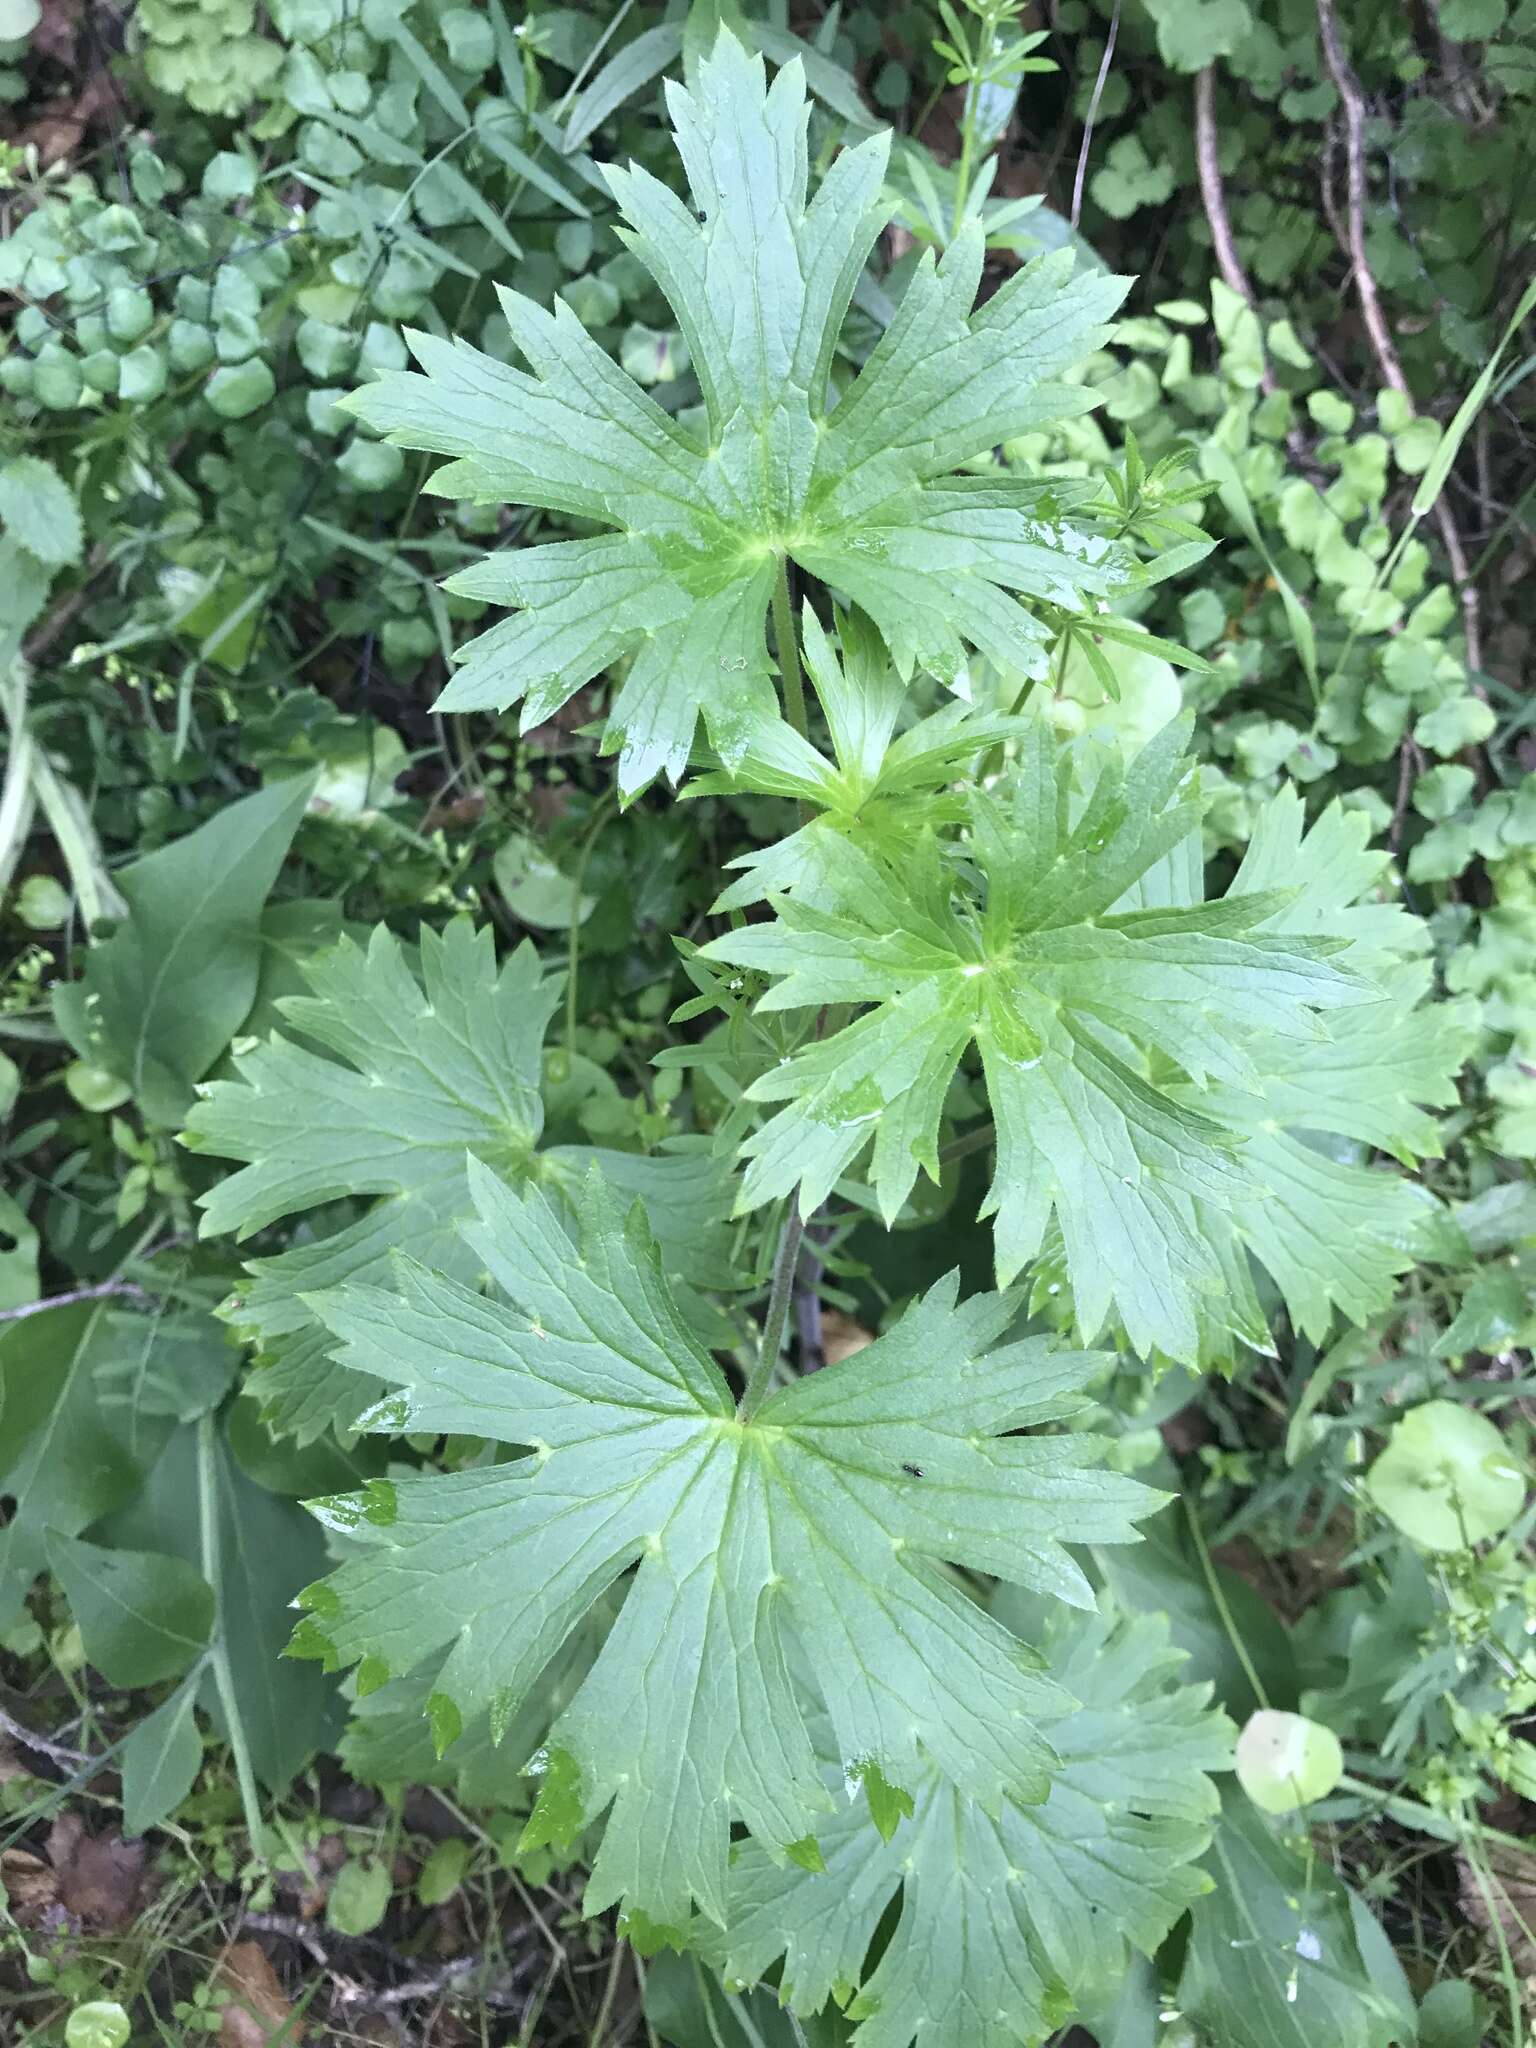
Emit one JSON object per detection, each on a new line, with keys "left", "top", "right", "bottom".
{"left": 705, "top": 718, "right": 1412, "bottom": 1362}
{"left": 340, "top": 33, "right": 1131, "bottom": 795}
{"left": 184, "top": 918, "right": 733, "bottom": 1441}
{"left": 704, "top": 1608, "right": 1230, "bottom": 2048}
{"left": 286, "top": 1161, "right": 1159, "bottom": 1932}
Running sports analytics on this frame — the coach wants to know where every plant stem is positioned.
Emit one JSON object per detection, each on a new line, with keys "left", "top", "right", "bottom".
{"left": 1183, "top": 1495, "right": 1271, "bottom": 1713}
{"left": 939, "top": 1119, "right": 996, "bottom": 1166}
{"left": 738, "top": 1199, "right": 804, "bottom": 1423}
{"left": 951, "top": 77, "right": 978, "bottom": 240}
{"left": 564, "top": 793, "right": 613, "bottom": 1070}
{"left": 1337, "top": 1773, "right": 1535, "bottom": 1860}
{"left": 196, "top": 1411, "right": 268, "bottom": 1856}
{"left": 771, "top": 555, "right": 809, "bottom": 744}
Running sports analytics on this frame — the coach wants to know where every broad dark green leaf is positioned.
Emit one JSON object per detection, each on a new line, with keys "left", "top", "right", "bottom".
{"left": 0, "top": 1303, "right": 151, "bottom": 1629}
{"left": 53, "top": 775, "right": 315, "bottom": 1127}
{"left": 46, "top": 1531, "right": 213, "bottom": 1686}
{"left": 1177, "top": 1791, "right": 1417, "bottom": 2048}
{"left": 121, "top": 1681, "right": 203, "bottom": 1837}
{"left": 102, "top": 1415, "right": 340, "bottom": 1794}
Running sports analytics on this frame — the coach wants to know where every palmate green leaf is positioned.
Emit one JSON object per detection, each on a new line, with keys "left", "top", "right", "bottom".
{"left": 288, "top": 1163, "right": 1158, "bottom": 1931}
{"left": 706, "top": 720, "right": 1409, "bottom": 1362}
{"left": 185, "top": 918, "right": 734, "bottom": 1440}
{"left": 705, "top": 1609, "right": 1229, "bottom": 2048}
{"left": 342, "top": 33, "right": 1130, "bottom": 794}
{"left": 1171, "top": 790, "right": 1478, "bottom": 1353}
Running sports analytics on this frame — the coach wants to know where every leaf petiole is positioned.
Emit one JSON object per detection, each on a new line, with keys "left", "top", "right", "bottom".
{"left": 770, "top": 555, "right": 809, "bottom": 745}
{"left": 738, "top": 1197, "right": 804, "bottom": 1422}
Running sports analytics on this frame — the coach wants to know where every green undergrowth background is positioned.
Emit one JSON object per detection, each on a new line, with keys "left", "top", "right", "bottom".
{"left": 1, "top": 1, "right": 1535, "bottom": 2043}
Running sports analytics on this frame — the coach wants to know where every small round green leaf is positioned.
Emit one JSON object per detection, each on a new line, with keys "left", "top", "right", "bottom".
{"left": 416, "top": 1835, "right": 471, "bottom": 1906}
{"left": 118, "top": 344, "right": 167, "bottom": 404}
{"left": 493, "top": 832, "right": 595, "bottom": 929}
{"left": 1235, "top": 1709, "right": 1344, "bottom": 1814}
{"left": 65, "top": 2003, "right": 130, "bottom": 2048}
{"left": 15, "top": 873, "right": 71, "bottom": 928}
{"left": 326, "top": 1854, "right": 393, "bottom": 1935}
{"left": 105, "top": 285, "right": 154, "bottom": 346}
{"left": 205, "top": 357, "right": 276, "bottom": 419}
{"left": 65, "top": 1062, "right": 132, "bottom": 1113}
{"left": 1366, "top": 1400, "right": 1525, "bottom": 1551}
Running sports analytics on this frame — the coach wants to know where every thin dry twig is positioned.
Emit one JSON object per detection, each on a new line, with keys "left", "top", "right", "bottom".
{"left": 0, "top": 1278, "right": 151, "bottom": 1325}
{"left": 1316, "top": 0, "right": 1406, "bottom": 388}
{"left": 1193, "top": 65, "right": 1320, "bottom": 472}
{"left": 0, "top": 1702, "right": 94, "bottom": 1768}
{"left": 330, "top": 1953, "right": 526, "bottom": 2011}
{"left": 237, "top": 1910, "right": 332, "bottom": 1971}
{"left": 1193, "top": 66, "right": 1267, "bottom": 334}
{"left": 1069, "top": 0, "right": 1121, "bottom": 231}
{"left": 1391, "top": 735, "right": 1427, "bottom": 849}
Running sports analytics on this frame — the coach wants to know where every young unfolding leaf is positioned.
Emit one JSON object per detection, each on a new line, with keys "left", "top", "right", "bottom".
{"left": 342, "top": 33, "right": 1130, "bottom": 793}
{"left": 288, "top": 1163, "right": 1157, "bottom": 1931}
{"left": 689, "top": 605, "right": 1029, "bottom": 909}
{"left": 185, "top": 919, "right": 733, "bottom": 1440}
{"left": 706, "top": 719, "right": 1434, "bottom": 1361}
{"left": 705, "top": 1610, "right": 1229, "bottom": 2048}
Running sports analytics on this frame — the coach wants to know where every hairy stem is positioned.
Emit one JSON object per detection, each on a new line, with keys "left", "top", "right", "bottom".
{"left": 739, "top": 1198, "right": 805, "bottom": 1422}
{"left": 939, "top": 1119, "right": 997, "bottom": 1166}
{"left": 952, "top": 87, "right": 978, "bottom": 240}
{"left": 771, "top": 555, "right": 808, "bottom": 743}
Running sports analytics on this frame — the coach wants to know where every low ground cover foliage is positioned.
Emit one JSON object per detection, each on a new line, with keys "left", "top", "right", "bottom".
{"left": 1, "top": 4, "right": 1534, "bottom": 2045}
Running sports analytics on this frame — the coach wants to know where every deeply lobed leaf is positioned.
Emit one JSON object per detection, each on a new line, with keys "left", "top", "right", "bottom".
{"left": 288, "top": 1162, "right": 1158, "bottom": 1930}
{"left": 342, "top": 34, "right": 1130, "bottom": 793}
{"left": 707, "top": 1609, "right": 1230, "bottom": 2048}
{"left": 705, "top": 724, "right": 1469, "bottom": 1362}
{"left": 185, "top": 918, "right": 733, "bottom": 1439}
